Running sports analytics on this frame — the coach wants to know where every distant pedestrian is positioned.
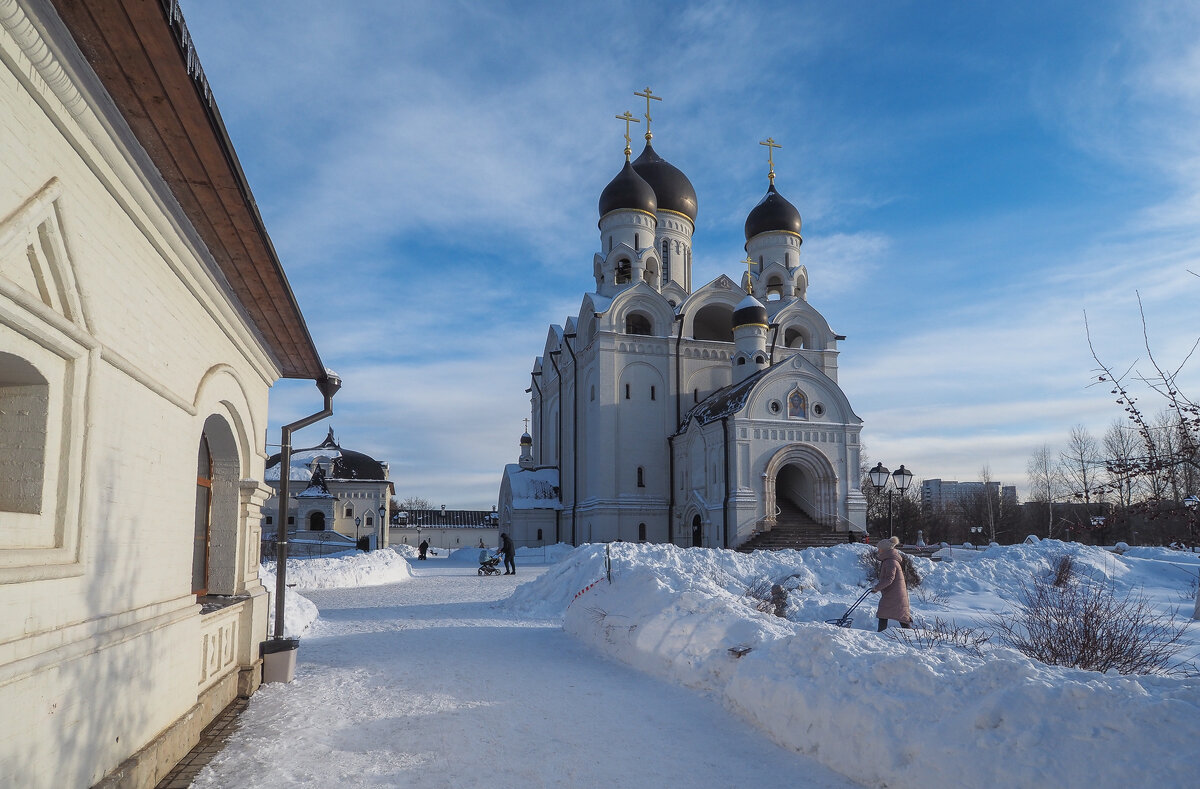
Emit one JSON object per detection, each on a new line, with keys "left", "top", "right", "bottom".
{"left": 418, "top": 540, "right": 428, "bottom": 560}
{"left": 871, "top": 536, "right": 912, "bottom": 631}
{"left": 500, "top": 532, "right": 515, "bottom": 575}
{"left": 478, "top": 539, "right": 486, "bottom": 549}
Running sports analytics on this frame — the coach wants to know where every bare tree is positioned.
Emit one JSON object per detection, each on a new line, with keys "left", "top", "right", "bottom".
{"left": 1103, "top": 420, "right": 1141, "bottom": 508}
{"left": 1027, "top": 444, "right": 1063, "bottom": 538}
{"left": 1088, "top": 294, "right": 1200, "bottom": 503}
{"left": 979, "top": 465, "right": 998, "bottom": 542}
{"left": 398, "top": 495, "right": 433, "bottom": 512}
{"left": 1058, "top": 424, "right": 1103, "bottom": 522}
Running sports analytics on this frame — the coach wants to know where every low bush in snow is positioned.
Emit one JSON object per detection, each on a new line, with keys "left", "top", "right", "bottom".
{"left": 989, "top": 576, "right": 1192, "bottom": 675}
{"left": 1050, "top": 554, "right": 1075, "bottom": 587}
{"left": 887, "top": 616, "right": 991, "bottom": 656}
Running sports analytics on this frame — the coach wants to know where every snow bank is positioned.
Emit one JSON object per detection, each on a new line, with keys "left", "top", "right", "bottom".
{"left": 259, "top": 566, "right": 319, "bottom": 638}
{"left": 446, "top": 542, "right": 578, "bottom": 566}
{"left": 391, "top": 543, "right": 419, "bottom": 559}
{"left": 263, "top": 548, "right": 416, "bottom": 591}
{"left": 520, "top": 542, "right": 1199, "bottom": 789}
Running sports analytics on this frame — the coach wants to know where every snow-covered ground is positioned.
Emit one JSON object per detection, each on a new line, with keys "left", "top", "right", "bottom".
{"left": 207, "top": 542, "right": 1200, "bottom": 788}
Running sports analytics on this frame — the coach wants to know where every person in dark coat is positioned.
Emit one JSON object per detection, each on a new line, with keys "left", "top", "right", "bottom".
{"left": 871, "top": 536, "right": 912, "bottom": 631}
{"left": 500, "top": 532, "right": 515, "bottom": 575}
{"left": 418, "top": 540, "right": 428, "bottom": 560}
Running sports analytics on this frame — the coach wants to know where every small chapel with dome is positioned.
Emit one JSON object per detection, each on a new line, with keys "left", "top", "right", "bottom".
{"left": 497, "top": 92, "right": 867, "bottom": 550}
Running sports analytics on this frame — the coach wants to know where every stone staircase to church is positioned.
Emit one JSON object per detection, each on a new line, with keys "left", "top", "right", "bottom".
{"left": 736, "top": 499, "right": 849, "bottom": 552}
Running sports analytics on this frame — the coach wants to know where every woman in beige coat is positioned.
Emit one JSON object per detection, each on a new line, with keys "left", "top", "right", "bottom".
{"left": 871, "top": 536, "right": 912, "bottom": 631}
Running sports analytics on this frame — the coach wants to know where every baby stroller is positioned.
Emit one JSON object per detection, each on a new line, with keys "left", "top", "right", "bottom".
{"left": 478, "top": 554, "right": 502, "bottom": 576}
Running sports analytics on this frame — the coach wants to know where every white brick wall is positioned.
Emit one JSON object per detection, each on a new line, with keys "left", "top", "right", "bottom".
{"left": 1, "top": 3, "right": 280, "bottom": 785}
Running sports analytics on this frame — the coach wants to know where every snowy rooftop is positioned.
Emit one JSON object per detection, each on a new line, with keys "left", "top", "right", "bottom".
{"left": 503, "top": 465, "right": 562, "bottom": 509}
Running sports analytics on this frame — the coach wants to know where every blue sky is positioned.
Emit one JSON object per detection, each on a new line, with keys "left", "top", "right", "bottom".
{"left": 180, "top": 0, "right": 1200, "bottom": 509}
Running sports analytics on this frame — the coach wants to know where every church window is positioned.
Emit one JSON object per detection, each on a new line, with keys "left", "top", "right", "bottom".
{"left": 662, "top": 239, "right": 670, "bottom": 284}
{"left": 288, "top": 516, "right": 295, "bottom": 525}
{"left": 637, "top": 467, "right": 645, "bottom": 487}
{"left": 693, "top": 388, "right": 699, "bottom": 403}
{"left": 625, "top": 383, "right": 631, "bottom": 400}
{"left": 769, "top": 399, "right": 782, "bottom": 414}
{"left": 736, "top": 357, "right": 746, "bottom": 366}
{"left": 590, "top": 385, "right": 595, "bottom": 401}
{"left": 785, "top": 253, "right": 791, "bottom": 267}
{"left": 626, "top": 313, "right": 652, "bottom": 335}
{"left": 635, "top": 233, "right": 640, "bottom": 251}
{"left": 754, "top": 354, "right": 765, "bottom": 365}
{"left": 265, "top": 515, "right": 273, "bottom": 525}
{"left": 813, "top": 403, "right": 826, "bottom": 417}
{"left": 608, "top": 236, "right": 613, "bottom": 252}
{"left": 650, "top": 385, "right": 656, "bottom": 400}
{"left": 638, "top": 523, "right": 647, "bottom": 541}
{"left": 788, "top": 389, "right": 807, "bottom": 419}
{"left": 194, "top": 415, "right": 241, "bottom": 596}
{"left": 784, "top": 327, "right": 806, "bottom": 349}
{"left": 537, "top": 528, "right": 543, "bottom": 542}
{"left": 366, "top": 515, "right": 373, "bottom": 526}
{"left": 0, "top": 353, "right": 48, "bottom": 513}
{"left": 692, "top": 304, "right": 735, "bottom": 342}
{"left": 616, "top": 260, "right": 631, "bottom": 285}
{"left": 345, "top": 504, "right": 354, "bottom": 518}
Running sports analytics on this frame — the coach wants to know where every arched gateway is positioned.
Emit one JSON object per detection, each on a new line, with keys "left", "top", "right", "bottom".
{"left": 764, "top": 444, "right": 841, "bottom": 528}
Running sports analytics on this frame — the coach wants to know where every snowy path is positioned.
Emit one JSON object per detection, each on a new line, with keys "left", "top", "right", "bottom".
{"left": 193, "top": 564, "right": 862, "bottom": 788}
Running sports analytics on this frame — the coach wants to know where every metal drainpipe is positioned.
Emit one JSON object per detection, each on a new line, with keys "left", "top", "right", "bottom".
{"left": 272, "top": 371, "right": 341, "bottom": 643}
{"left": 549, "top": 349, "right": 563, "bottom": 544}
{"left": 530, "top": 371, "right": 543, "bottom": 461}
{"left": 563, "top": 333, "right": 579, "bottom": 547}
{"left": 722, "top": 415, "right": 732, "bottom": 549}
{"left": 769, "top": 323, "right": 780, "bottom": 365}
{"left": 669, "top": 312, "right": 685, "bottom": 544}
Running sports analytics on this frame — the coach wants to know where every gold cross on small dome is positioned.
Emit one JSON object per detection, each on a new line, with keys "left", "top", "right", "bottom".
{"left": 760, "top": 137, "right": 781, "bottom": 183}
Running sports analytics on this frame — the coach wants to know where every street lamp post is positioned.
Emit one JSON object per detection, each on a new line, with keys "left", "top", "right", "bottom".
{"left": 868, "top": 462, "right": 914, "bottom": 540}
{"left": 1186, "top": 496, "right": 1200, "bottom": 620}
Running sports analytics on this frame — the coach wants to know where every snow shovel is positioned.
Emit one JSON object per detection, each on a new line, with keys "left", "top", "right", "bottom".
{"left": 824, "top": 588, "right": 872, "bottom": 628}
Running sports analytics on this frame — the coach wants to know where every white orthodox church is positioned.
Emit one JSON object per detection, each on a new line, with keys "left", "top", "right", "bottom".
{"left": 498, "top": 103, "right": 867, "bottom": 550}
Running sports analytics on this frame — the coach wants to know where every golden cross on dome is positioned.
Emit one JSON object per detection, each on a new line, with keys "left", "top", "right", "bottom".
{"left": 634, "top": 86, "right": 662, "bottom": 140}
{"left": 744, "top": 256, "right": 756, "bottom": 295}
{"left": 615, "top": 110, "right": 640, "bottom": 160}
{"left": 523, "top": 417, "right": 530, "bottom": 433}
{"left": 760, "top": 137, "right": 781, "bottom": 184}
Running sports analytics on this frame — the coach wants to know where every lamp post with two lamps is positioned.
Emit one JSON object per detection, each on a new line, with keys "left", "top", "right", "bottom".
{"left": 868, "top": 462, "right": 914, "bottom": 541}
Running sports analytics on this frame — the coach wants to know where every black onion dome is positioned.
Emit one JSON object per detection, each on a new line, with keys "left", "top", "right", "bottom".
{"left": 732, "top": 294, "right": 768, "bottom": 328}
{"left": 599, "top": 160, "right": 657, "bottom": 218}
{"left": 520, "top": 431, "right": 533, "bottom": 446}
{"left": 632, "top": 142, "right": 698, "bottom": 222}
{"left": 744, "top": 183, "right": 802, "bottom": 242}
{"left": 332, "top": 450, "right": 386, "bottom": 480}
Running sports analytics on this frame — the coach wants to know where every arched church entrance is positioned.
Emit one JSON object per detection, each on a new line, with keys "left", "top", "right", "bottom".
{"left": 763, "top": 445, "right": 839, "bottom": 529}
{"left": 691, "top": 515, "right": 703, "bottom": 547}
{"left": 774, "top": 464, "right": 817, "bottom": 523}
{"left": 309, "top": 512, "right": 326, "bottom": 531}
